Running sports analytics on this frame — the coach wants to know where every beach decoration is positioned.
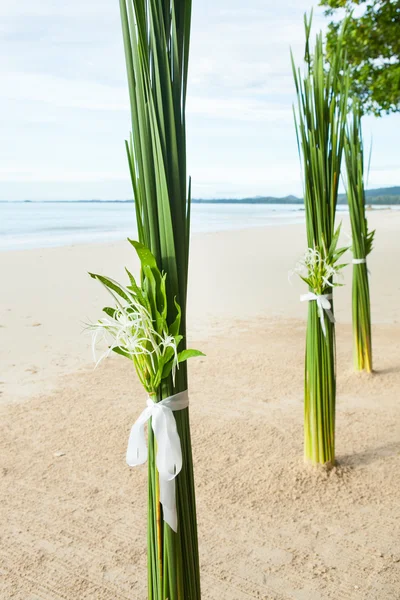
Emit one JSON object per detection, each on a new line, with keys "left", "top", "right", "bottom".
{"left": 89, "top": 0, "right": 202, "bottom": 598}
{"left": 294, "top": 242, "right": 347, "bottom": 335}
{"left": 89, "top": 241, "right": 203, "bottom": 536}
{"left": 344, "top": 104, "right": 375, "bottom": 372}
{"left": 291, "top": 14, "right": 350, "bottom": 466}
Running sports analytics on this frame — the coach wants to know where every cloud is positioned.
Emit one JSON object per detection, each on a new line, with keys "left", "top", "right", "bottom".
{"left": 0, "top": 0, "right": 115, "bottom": 18}
{"left": 0, "top": 166, "right": 127, "bottom": 183}
{"left": 2, "top": 71, "right": 128, "bottom": 111}
{"left": 187, "top": 96, "right": 292, "bottom": 123}
{"left": 0, "top": 0, "right": 398, "bottom": 200}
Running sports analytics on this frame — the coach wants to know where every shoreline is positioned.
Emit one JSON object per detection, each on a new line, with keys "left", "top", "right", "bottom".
{"left": 1, "top": 205, "right": 398, "bottom": 254}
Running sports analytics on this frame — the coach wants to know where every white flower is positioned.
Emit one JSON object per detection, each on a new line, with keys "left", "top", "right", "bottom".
{"left": 291, "top": 247, "right": 341, "bottom": 292}
{"left": 160, "top": 333, "right": 179, "bottom": 384}
{"left": 321, "top": 264, "right": 337, "bottom": 288}
{"left": 90, "top": 304, "right": 157, "bottom": 369}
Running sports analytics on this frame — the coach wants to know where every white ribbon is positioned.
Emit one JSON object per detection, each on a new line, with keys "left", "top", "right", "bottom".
{"left": 352, "top": 257, "right": 371, "bottom": 274}
{"left": 300, "top": 292, "right": 335, "bottom": 337}
{"left": 126, "top": 390, "right": 188, "bottom": 533}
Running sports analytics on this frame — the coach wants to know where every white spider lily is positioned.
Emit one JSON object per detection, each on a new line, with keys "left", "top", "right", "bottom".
{"left": 290, "top": 247, "right": 320, "bottom": 280}
{"left": 91, "top": 325, "right": 116, "bottom": 367}
{"left": 90, "top": 304, "right": 159, "bottom": 370}
{"left": 321, "top": 264, "right": 337, "bottom": 288}
{"left": 161, "top": 332, "right": 179, "bottom": 384}
{"left": 291, "top": 247, "right": 341, "bottom": 292}
{"left": 299, "top": 247, "right": 324, "bottom": 272}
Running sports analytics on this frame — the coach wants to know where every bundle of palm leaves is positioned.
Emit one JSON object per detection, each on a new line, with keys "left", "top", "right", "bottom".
{"left": 291, "top": 13, "right": 350, "bottom": 466}
{"left": 103, "top": 0, "right": 202, "bottom": 597}
{"left": 345, "top": 104, "right": 374, "bottom": 372}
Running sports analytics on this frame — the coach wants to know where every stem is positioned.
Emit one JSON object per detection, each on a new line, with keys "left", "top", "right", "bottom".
{"left": 155, "top": 451, "right": 163, "bottom": 591}
{"left": 304, "top": 301, "right": 336, "bottom": 465}
{"left": 352, "top": 264, "right": 373, "bottom": 373}
{"left": 148, "top": 393, "right": 163, "bottom": 600}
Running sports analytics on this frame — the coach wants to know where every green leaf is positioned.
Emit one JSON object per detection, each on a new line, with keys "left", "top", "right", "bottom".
{"left": 89, "top": 273, "right": 132, "bottom": 303}
{"left": 332, "top": 245, "right": 348, "bottom": 261}
{"left": 161, "top": 360, "right": 174, "bottom": 379}
{"left": 178, "top": 349, "right": 205, "bottom": 363}
{"left": 300, "top": 276, "right": 312, "bottom": 287}
{"left": 160, "top": 273, "right": 168, "bottom": 320}
{"left": 169, "top": 299, "right": 182, "bottom": 337}
{"left": 162, "top": 346, "right": 175, "bottom": 365}
{"left": 112, "top": 346, "right": 132, "bottom": 359}
{"left": 142, "top": 264, "right": 158, "bottom": 316}
{"left": 102, "top": 307, "right": 117, "bottom": 319}
{"left": 129, "top": 238, "right": 167, "bottom": 318}
{"left": 174, "top": 334, "right": 183, "bottom": 349}
{"left": 128, "top": 238, "right": 159, "bottom": 271}
{"left": 328, "top": 223, "right": 342, "bottom": 255}
{"left": 125, "top": 268, "right": 146, "bottom": 303}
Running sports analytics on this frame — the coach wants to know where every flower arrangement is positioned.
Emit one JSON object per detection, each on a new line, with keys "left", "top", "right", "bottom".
{"left": 90, "top": 240, "right": 203, "bottom": 544}
{"left": 291, "top": 12, "right": 350, "bottom": 466}
{"left": 293, "top": 232, "right": 347, "bottom": 337}
{"left": 90, "top": 240, "right": 202, "bottom": 395}
{"left": 344, "top": 104, "right": 375, "bottom": 372}
{"left": 112, "top": 0, "right": 202, "bottom": 596}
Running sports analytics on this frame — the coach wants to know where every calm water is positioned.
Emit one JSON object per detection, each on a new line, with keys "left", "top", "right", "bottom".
{"left": 2, "top": 201, "right": 392, "bottom": 252}
{"left": 0, "top": 202, "right": 309, "bottom": 251}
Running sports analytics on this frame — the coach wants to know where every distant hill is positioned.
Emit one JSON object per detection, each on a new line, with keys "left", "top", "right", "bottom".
{"left": 1, "top": 186, "right": 399, "bottom": 204}
{"left": 364, "top": 186, "right": 400, "bottom": 198}
{"left": 192, "top": 195, "right": 303, "bottom": 205}
{"left": 192, "top": 187, "right": 400, "bottom": 205}
{"left": 338, "top": 186, "right": 400, "bottom": 205}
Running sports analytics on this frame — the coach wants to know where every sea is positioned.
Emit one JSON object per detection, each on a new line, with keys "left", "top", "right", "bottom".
{"left": 0, "top": 201, "right": 394, "bottom": 252}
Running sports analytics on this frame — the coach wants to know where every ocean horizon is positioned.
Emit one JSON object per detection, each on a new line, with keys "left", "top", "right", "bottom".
{"left": 1, "top": 201, "right": 397, "bottom": 252}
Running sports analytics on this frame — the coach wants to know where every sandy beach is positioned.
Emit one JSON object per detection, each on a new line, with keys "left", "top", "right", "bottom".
{"left": 1, "top": 210, "right": 400, "bottom": 599}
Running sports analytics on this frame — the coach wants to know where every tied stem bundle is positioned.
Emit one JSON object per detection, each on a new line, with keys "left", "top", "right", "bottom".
{"left": 291, "top": 13, "right": 350, "bottom": 467}
{"left": 90, "top": 242, "right": 204, "bottom": 600}
{"left": 344, "top": 105, "right": 375, "bottom": 373}
{"left": 91, "top": 0, "right": 202, "bottom": 597}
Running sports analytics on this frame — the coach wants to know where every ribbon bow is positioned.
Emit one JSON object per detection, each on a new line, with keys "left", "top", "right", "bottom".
{"left": 300, "top": 292, "right": 335, "bottom": 337}
{"left": 126, "top": 390, "right": 189, "bottom": 532}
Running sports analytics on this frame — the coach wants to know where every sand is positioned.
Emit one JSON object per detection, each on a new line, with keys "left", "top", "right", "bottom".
{"left": 1, "top": 210, "right": 400, "bottom": 599}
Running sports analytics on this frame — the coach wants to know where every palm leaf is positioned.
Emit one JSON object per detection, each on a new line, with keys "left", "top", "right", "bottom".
{"left": 344, "top": 103, "right": 373, "bottom": 372}
{"left": 119, "top": 0, "right": 200, "bottom": 597}
{"left": 292, "top": 13, "right": 350, "bottom": 466}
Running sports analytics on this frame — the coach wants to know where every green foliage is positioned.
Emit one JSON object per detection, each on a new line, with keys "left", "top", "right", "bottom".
{"left": 320, "top": 0, "right": 400, "bottom": 115}
{"left": 345, "top": 106, "right": 376, "bottom": 259}
{"left": 90, "top": 241, "right": 204, "bottom": 395}
{"left": 344, "top": 104, "right": 374, "bottom": 370}
{"left": 291, "top": 13, "right": 350, "bottom": 253}
{"left": 292, "top": 13, "right": 350, "bottom": 465}
{"left": 177, "top": 349, "right": 205, "bottom": 363}
{"left": 296, "top": 227, "right": 348, "bottom": 295}
{"left": 119, "top": 0, "right": 201, "bottom": 597}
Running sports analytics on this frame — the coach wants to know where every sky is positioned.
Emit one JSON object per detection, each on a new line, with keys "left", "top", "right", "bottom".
{"left": 0, "top": 0, "right": 399, "bottom": 201}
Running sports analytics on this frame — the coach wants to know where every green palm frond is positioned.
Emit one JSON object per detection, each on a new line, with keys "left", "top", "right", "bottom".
{"left": 292, "top": 13, "right": 350, "bottom": 466}
{"left": 344, "top": 103, "right": 374, "bottom": 372}
{"left": 119, "top": 1, "right": 201, "bottom": 597}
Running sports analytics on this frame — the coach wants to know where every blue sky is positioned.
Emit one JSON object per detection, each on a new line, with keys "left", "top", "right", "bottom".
{"left": 1, "top": 0, "right": 399, "bottom": 200}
